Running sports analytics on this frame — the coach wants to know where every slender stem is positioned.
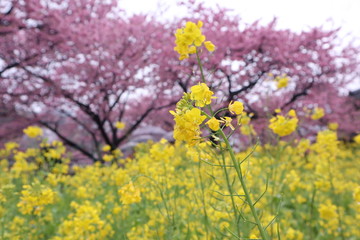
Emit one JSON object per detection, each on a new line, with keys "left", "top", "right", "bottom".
{"left": 196, "top": 50, "right": 206, "bottom": 84}
{"left": 219, "top": 145, "right": 241, "bottom": 236}
{"left": 219, "top": 129, "right": 270, "bottom": 240}
{"left": 195, "top": 46, "right": 269, "bottom": 239}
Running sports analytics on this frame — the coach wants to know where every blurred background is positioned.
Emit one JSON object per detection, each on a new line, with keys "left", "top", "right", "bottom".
{"left": 1, "top": 0, "right": 359, "bottom": 162}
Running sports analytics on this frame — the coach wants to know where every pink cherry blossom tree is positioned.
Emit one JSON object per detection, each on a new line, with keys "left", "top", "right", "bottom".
{"left": 1, "top": 0, "right": 359, "bottom": 161}
{"left": 0, "top": 0, "right": 177, "bottom": 161}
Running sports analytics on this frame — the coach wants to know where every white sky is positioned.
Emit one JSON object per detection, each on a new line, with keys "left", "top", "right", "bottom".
{"left": 120, "top": 0, "right": 360, "bottom": 90}
{"left": 120, "top": 0, "right": 360, "bottom": 43}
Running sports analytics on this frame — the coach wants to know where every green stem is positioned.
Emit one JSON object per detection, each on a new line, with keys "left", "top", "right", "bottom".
{"left": 219, "top": 145, "right": 241, "bottom": 236}
{"left": 219, "top": 129, "right": 270, "bottom": 240}
{"left": 196, "top": 51, "right": 206, "bottom": 84}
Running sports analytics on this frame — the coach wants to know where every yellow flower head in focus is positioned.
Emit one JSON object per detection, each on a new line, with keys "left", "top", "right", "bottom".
{"left": 220, "top": 117, "right": 235, "bottom": 130}
{"left": 311, "top": 107, "right": 325, "bottom": 120}
{"left": 23, "top": 126, "right": 43, "bottom": 138}
{"left": 172, "top": 108, "right": 207, "bottom": 145}
{"left": 174, "top": 21, "right": 215, "bottom": 60}
{"left": 115, "top": 121, "right": 125, "bottom": 130}
{"left": 169, "top": 92, "right": 192, "bottom": 116}
{"left": 190, "top": 83, "right": 216, "bottom": 107}
{"left": 269, "top": 109, "right": 298, "bottom": 137}
{"left": 206, "top": 117, "right": 220, "bottom": 131}
{"left": 228, "top": 101, "right": 244, "bottom": 115}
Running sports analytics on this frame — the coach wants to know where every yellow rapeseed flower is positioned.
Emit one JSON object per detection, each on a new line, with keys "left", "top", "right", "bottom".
{"left": 319, "top": 201, "right": 338, "bottom": 220}
{"left": 103, "top": 154, "right": 114, "bottom": 162}
{"left": 206, "top": 117, "right": 220, "bottom": 131}
{"left": 115, "top": 121, "right": 126, "bottom": 129}
{"left": 354, "top": 186, "right": 360, "bottom": 202}
{"left": 269, "top": 110, "right": 298, "bottom": 137}
{"left": 23, "top": 126, "right": 43, "bottom": 138}
{"left": 174, "top": 21, "right": 215, "bottom": 60}
{"left": 228, "top": 101, "right": 244, "bottom": 115}
{"left": 17, "top": 182, "right": 56, "bottom": 215}
{"left": 5, "top": 142, "right": 19, "bottom": 151}
{"left": 220, "top": 117, "right": 235, "bottom": 130}
{"left": 276, "top": 76, "right": 289, "bottom": 89}
{"left": 240, "top": 125, "right": 256, "bottom": 136}
{"left": 311, "top": 107, "right": 325, "bottom": 120}
{"left": 172, "top": 108, "right": 207, "bottom": 145}
{"left": 190, "top": 83, "right": 215, "bottom": 107}
{"left": 118, "top": 182, "right": 141, "bottom": 204}
{"left": 204, "top": 41, "right": 215, "bottom": 52}
{"left": 354, "top": 134, "right": 360, "bottom": 144}
{"left": 102, "top": 145, "right": 111, "bottom": 152}
{"left": 328, "top": 122, "right": 339, "bottom": 131}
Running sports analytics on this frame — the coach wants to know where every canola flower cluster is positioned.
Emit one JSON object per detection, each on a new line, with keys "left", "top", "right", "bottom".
{"left": 267, "top": 73, "right": 290, "bottom": 89}
{"left": 174, "top": 20, "right": 215, "bottom": 60}
{"left": 17, "top": 181, "right": 57, "bottom": 215}
{"left": 311, "top": 107, "right": 325, "bottom": 120}
{"left": 269, "top": 109, "right": 299, "bottom": 137}
{"left": 170, "top": 82, "right": 244, "bottom": 145}
{"left": 0, "top": 131, "right": 359, "bottom": 239}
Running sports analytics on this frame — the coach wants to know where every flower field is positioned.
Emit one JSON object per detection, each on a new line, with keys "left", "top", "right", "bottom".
{"left": 0, "top": 130, "right": 359, "bottom": 239}
{"left": 1, "top": 10, "right": 360, "bottom": 240}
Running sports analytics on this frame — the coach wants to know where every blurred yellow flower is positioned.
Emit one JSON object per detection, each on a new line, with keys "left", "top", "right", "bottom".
{"left": 118, "top": 182, "right": 141, "bottom": 205}
{"left": 319, "top": 201, "right": 337, "bottom": 220}
{"left": 269, "top": 110, "right": 298, "bottom": 137}
{"left": 115, "top": 121, "right": 125, "bottom": 129}
{"left": 276, "top": 76, "right": 289, "bottom": 89}
{"left": 354, "top": 134, "right": 360, "bottom": 144}
{"left": 204, "top": 41, "right": 215, "bottom": 52}
{"left": 328, "top": 122, "right": 339, "bottom": 131}
{"left": 23, "top": 126, "right": 43, "bottom": 138}
{"left": 311, "top": 107, "right": 325, "bottom": 120}
{"left": 102, "top": 145, "right": 111, "bottom": 152}
{"left": 103, "top": 154, "right": 113, "bottom": 162}
{"left": 17, "top": 182, "right": 56, "bottom": 215}
{"left": 354, "top": 186, "right": 360, "bottom": 202}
